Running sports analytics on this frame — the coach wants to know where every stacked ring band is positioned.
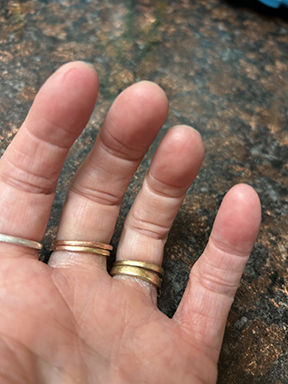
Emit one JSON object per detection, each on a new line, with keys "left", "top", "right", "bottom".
{"left": 110, "top": 260, "right": 163, "bottom": 294}
{"left": 51, "top": 240, "right": 113, "bottom": 257}
{"left": 0, "top": 233, "right": 43, "bottom": 250}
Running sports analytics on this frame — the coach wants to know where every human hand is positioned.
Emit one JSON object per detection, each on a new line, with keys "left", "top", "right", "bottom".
{"left": 0, "top": 62, "right": 261, "bottom": 384}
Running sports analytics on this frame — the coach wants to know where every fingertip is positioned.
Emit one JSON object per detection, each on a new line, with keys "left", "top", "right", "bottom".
{"left": 169, "top": 125, "right": 205, "bottom": 160}
{"left": 211, "top": 183, "right": 262, "bottom": 254}
{"left": 55, "top": 60, "right": 98, "bottom": 78}
{"left": 23, "top": 61, "right": 100, "bottom": 148}
{"left": 139, "top": 80, "right": 169, "bottom": 108}
{"left": 31, "top": 60, "right": 99, "bottom": 119}
{"left": 149, "top": 125, "right": 205, "bottom": 189}
{"left": 35, "top": 61, "right": 99, "bottom": 110}
{"left": 104, "top": 80, "right": 169, "bottom": 151}
{"left": 224, "top": 183, "right": 261, "bottom": 223}
{"left": 116, "top": 80, "right": 168, "bottom": 116}
{"left": 52, "top": 61, "right": 99, "bottom": 96}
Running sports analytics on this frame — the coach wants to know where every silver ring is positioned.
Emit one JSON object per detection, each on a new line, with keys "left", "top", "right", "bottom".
{"left": 0, "top": 234, "right": 43, "bottom": 250}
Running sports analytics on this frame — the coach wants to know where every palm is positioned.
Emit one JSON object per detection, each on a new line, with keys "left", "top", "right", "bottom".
{"left": 0, "top": 62, "right": 261, "bottom": 384}
{"left": 1, "top": 258, "right": 214, "bottom": 383}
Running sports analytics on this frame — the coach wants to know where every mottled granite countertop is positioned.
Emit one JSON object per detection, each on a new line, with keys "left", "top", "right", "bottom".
{"left": 0, "top": 0, "right": 287, "bottom": 382}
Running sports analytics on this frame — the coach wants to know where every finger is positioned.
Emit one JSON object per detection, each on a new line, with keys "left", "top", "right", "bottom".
{"left": 113, "top": 125, "right": 204, "bottom": 296}
{"left": 0, "top": 62, "right": 98, "bottom": 257}
{"left": 173, "top": 184, "right": 261, "bottom": 362}
{"left": 48, "top": 81, "right": 169, "bottom": 269}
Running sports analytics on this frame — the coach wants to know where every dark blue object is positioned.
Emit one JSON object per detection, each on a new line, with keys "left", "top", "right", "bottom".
{"left": 257, "top": 0, "right": 288, "bottom": 7}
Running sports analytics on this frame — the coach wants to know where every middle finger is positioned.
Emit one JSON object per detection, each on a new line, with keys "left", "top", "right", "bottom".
{"left": 49, "top": 81, "right": 169, "bottom": 269}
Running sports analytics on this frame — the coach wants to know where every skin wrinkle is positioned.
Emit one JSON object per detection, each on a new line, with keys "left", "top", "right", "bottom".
{"left": 49, "top": 268, "right": 110, "bottom": 369}
{"left": 76, "top": 294, "right": 101, "bottom": 333}
{"left": 199, "top": 255, "right": 245, "bottom": 277}
{"left": 75, "top": 338, "right": 104, "bottom": 384}
{"left": 0, "top": 334, "right": 32, "bottom": 384}
{"left": 178, "top": 315, "right": 225, "bottom": 363}
{"left": 50, "top": 267, "right": 86, "bottom": 323}
{"left": 81, "top": 153, "right": 135, "bottom": 192}
{"left": 133, "top": 320, "right": 208, "bottom": 384}
{"left": 194, "top": 256, "right": 246, "bottom": 296}
{"left": 84, "top": 147, "right": 138, "bottom": 179}
{"left": 69, "top": 181, "right": 122, "bottom": 208}
{"left": 24, "top": 120, "right": 73, "bottom": 151}
{"left": 192, "top": 245, "right": 250, "bottom": 297}
{"left": 0, "top": 126, "right": 68, "bottom": 195}
{"left": 62, "top": 192, "right": 115, "bottom": 219}
{"left": 145, "top": 177, "right": 185, "bottom": 200}
{"left": 24, "top": 275, "right": 88, "bottom": 360}
{"left": 69, "top": 153, "right": 136, "bottom": 208}
{"left": 174, "top": 269, "right": 235, "bottom": 358}
{"left": 36, "top": 354, "right": 82, "bottom": 384}
{"left": 127, "top": 221, "right": 170, "bottom": 241}
{"left": 99, "top": 124, "right": 148, "bottom": 162}
{"left": 128, "top": 199, "right": 172, "bottom": 240}
{"left": 102, "top": 292, "right": 150, "bottom": 383}
{"left": 0, "top": 158, "right": 57, "bottom": 196}
{"left": 71, "top": 316, "right": 108, "bottom": 384}
{"left": 109, "top": 321, "right": 129, "bottom": 376}
{"left": 0, "top": 332, "right": 72, "bottom": 384}
{"left": 186, "top": 296, "right": 230, "bottom": 327}
{"left": 146, "top": 172, "right": 189, "bottom": 198}
{"left": 3, "top": 296, "right": 79, "bottom": 351}
{"left": 192, "top": 264, "right": 239, "bottom": 298}
{"left": 125, "top": 187, "right": 184, "bottom": 241}
{"left": 109, "top": 314, "right": 157, "bottom": 383}
{"left": 133, "top": 186, "right": 183, "bottom": 213}
{"left": 49, "top": 270, "right": 108, "bottom": 381}
{"left": 209, "top": 234, "right": 254, "bottom": 257}
{"left": 49, "top": 251, "right": 107, "bottom": 271}
{"left": 20, "top": 127, "right": 68, "bottom": 173}
{"left": 110, "top": 323, "right": 144, "bottom": 382}
{"left": 177, "top": 322, "right": 220, "bottom": 363}
{"left": 204, "top": 240, "right": 249, "bottom": 270}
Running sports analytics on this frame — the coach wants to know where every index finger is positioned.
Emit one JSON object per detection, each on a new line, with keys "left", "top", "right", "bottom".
{"left": 0, "top": 62, "right": 98, "bottom": 258}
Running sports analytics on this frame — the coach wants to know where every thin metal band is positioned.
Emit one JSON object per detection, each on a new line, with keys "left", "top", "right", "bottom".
{"left": 110, "top": 265, "right": 162, "bottom": 292}
{"left": 0, "top": 233, "right": 43, "bottom": 250}
{"left": 113, "top": 260, "right": 164, "bottom": 277}
{"left": 52, "top": 240, "right": 113, "bottom": 251}
{"left": 51, "top": 245, "right": 110, "bottom": 257}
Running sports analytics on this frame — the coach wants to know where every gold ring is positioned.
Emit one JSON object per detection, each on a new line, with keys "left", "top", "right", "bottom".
{"left": 110, "top": 260, "right": 164, "bottom": 294}
{"left": 51, "top": 245, "right": 110, "bottom": 257}
{"left": 0, "top": 233, "right": 43, "bottom": 250}
{"left": 113, "top": 260, "right": 164, "bottom": 277}
{"left": 110, "top": 265, "right": 162, "bottom": 291}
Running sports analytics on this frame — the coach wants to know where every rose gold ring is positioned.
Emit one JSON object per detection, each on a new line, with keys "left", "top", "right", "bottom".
{"left": 50, "top": 240, "right": 113, "bottom": 257}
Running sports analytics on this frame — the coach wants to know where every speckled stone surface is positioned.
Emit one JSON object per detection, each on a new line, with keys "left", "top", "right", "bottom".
{"left": 0, "top": 0, "right": 288, "bottom": 382}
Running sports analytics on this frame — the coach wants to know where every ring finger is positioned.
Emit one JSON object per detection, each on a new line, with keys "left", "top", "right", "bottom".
{"left": 114, "top": 125, "right": 204, "bottom": 295}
